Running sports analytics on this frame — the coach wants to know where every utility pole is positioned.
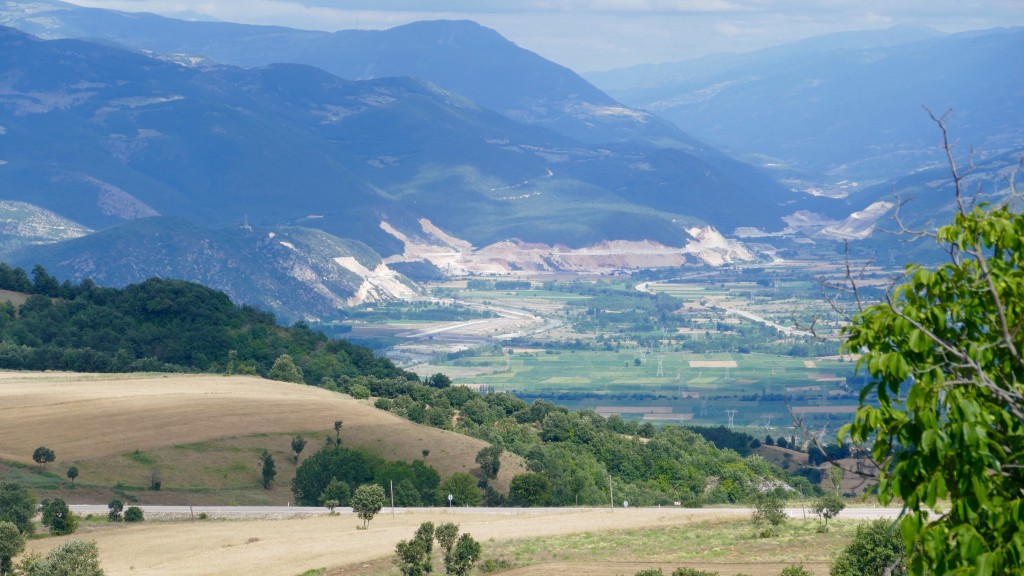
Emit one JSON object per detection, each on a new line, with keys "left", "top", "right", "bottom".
{"left": 726, "top": 409, "right": 737, "bottom": 428}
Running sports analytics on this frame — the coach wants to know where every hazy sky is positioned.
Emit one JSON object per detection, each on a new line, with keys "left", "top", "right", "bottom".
{"left": 67, "top": 1, "right": 1024, "bottom": 71}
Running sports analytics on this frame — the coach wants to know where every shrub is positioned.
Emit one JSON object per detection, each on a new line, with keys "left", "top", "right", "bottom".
{"left": 123, "top": 506, "right": 144, "bottom": 522}
{"left": 830, "top": 520, "right": 906, "bottom": 576}
{"left": 781, "top": 565, "right": 814, "bottom": 576}
{"left": 349, "top": 383, "right": 371, "bottom": 399}
{"left": 20, "top": 540, "right": 104, "bottom": 576}
{"left": 751, "top": 493, "right": 786, "bottom": 537}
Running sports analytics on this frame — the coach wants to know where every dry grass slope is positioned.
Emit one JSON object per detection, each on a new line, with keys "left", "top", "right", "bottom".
{"left": 0, "top": 372, "right": 525, "bottom": 493}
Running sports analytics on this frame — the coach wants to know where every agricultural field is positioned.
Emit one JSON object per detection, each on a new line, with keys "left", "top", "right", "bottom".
{"left": 21, "top": 507, "right": 883, "bottom": 576}
{"left": 0, "top": 372, "right": 526, "bottom": 504}
{"left": 343, "top": 264, "right": 885, "bottom": 436}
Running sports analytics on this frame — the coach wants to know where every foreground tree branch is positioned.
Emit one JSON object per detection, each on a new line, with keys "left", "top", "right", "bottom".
{"left": 840, "top": 114, "right": 1024, "bottom": 575}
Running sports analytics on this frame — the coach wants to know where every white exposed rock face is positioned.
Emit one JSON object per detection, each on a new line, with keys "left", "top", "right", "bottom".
{"left": 334, "top": 256, "right": 418, "bottom": 306}
{"left": 378, "top": 218, "right": 757, "bottom": 280}
{"left": 683, "top": 226, "right": 755, "bottom": 266}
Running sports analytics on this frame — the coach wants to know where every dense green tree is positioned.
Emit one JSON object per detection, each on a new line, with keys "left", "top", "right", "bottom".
{"left": 392, "top": 479, "right": 422, "bottom": 507}
{"left": 394, "top": 538, "right": 430, "bottom": 576}
{"left": 444, "top": 534, "right": 481, "bottom": 576}
{"left": 351, "top": 484, "right": 386, "bottom": 529}
{"left": 394, "top": 521, "right": 435, "bottom": 576}
{"left": 260, "top": 449, "right": 276, "bottom": 489}
{"left": 474, "top": 446, "right": 501, "bottom": 480}
{"left": 291, "top": 435, "right": 307, "bottom": 463}
{"left": 318, "top": 478, "right": 350, "bottom": 507}
{"left": 31, "top": 447, "right": 55, "bottom": 469}
{"left": 107, "top": 500, "right": 123, "bottom": 523}
{"left": 508, "top": 473, "right": 553, "bottom": 507}
{"left": 425, "top": 373, "right": 452, "bottom": 389}
{"left": 830, "top": 520, "right": 906, "bottom": 576}
{"left": 0, "top": 482, "right": 36, "bottom": 535}
{"left": 65, "top": 466, "right": 78, "bottom": 486}
{"left": 291, "top": 446, "right": 376, "bottom": 505}
{"left": 268, "top": 354, "right": 304, "bottom": 383}
{"left": 437, "top": 473, "right": 481, "bottom": 507}
{"left": 841, "top": 133, "right": 1024, "bottom": 574}
{"left": 22, "top": 540, "right": 104, "bottom": 576}
{"left": 0, "top": 521, "right": 24, "bottom": 576}
{"left": 434, "top": 522, "right": 459, "bottom": 559}
{"left": 458, "top": 397, "right": 490, "bottom": 426}
{"left": 41, "top": 498, "right": 77, "bottom": 536}
{"left": 349, "top": 383, "right": 371, "bottom": 399}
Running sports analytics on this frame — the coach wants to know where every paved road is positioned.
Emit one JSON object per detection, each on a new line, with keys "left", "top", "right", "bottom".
{"left": 71, "top": 504, "right": 902, "bottom": 520}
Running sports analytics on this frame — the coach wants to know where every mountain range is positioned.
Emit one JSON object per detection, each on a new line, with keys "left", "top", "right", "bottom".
{"left": 0, "top": 19, "right": 797, "bottom": 319}
{"left": 587, "top": 25, "right": 1024, "bottom": 192}
{"left": 0, "top": 1, "right": 1020, "bottom": 319}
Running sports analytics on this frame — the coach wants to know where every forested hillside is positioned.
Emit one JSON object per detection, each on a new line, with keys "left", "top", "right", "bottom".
{"left": 0, "top": 263, "right": 412, "bottom": 383}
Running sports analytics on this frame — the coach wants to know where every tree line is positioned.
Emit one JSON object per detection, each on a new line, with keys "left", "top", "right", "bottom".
{"left": 0, "top": 264, "right": 413, "bottom": 385}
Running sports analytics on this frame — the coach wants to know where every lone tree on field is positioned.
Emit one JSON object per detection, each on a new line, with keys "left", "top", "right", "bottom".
{"left": 32, "top": 446, "right": 55, "bottom": 469}
{"left": 260, "top": 449, "right": 276, "bottom": 489}
{"left": 291, "top": 435, "right": 307, "bottom": 463}
{"left": 351, "top": 484, "right": 386, "bottom": 529}
{"left": 0, "top": 521, "right": 25, "bottom": 576}
{"left": 66, "top": 466, "right": 78, "bottom": 486}
{"left": 751, "top": 492, "right": 787, "bottom": 538}
{"left": 107, "top": 500, "right": 123, "bottom": 522}
{"left": 838, "top": 113, "right": 1024, "bottom": 574}
{"left": 811, "top": 493, "right": 845, "bottom": 533}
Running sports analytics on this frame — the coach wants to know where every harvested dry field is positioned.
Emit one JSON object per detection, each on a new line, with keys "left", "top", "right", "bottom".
{"left": 24, "top": 508, "right": 755, "bottom": 576}
{"left": 0, "top": 372, "right": 524, "bottom": 489}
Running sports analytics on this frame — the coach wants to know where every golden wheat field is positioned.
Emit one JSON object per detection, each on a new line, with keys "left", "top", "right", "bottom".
{"left": 23, "top": 508, "right": 773, "bottom": 576}
{"left": 0, "top": 371, "right": 525, "bottom": 491}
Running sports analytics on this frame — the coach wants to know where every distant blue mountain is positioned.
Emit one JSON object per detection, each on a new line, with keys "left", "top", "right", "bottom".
{"left": 0, "top": 26, "right": 804, "bottom": 316}
{"left": 0, "top": 1, "right": 694, "bottom": 147}
{"left": 587, "top": 26, "right": 1024, "bottom": 190}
